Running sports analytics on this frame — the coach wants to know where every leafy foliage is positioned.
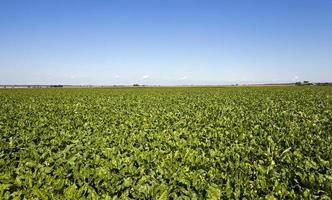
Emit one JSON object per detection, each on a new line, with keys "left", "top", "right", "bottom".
{"left": 0, "top": 86, "right": 331, "bottom": 199}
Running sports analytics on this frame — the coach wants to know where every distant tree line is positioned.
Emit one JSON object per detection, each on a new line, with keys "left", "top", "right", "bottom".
{"left": 133, "top": 84, "right": 147, "bottom": 87}
{"left": 295, "top": 81, "right": 312, "bottom": 86}
{"left": 315, "top": 82, "right": 332, "bottom": 86}
{"left": 295, "top": 81, "right": 332, "bottom": 86}
{"left": 50, "top": 85, "right": 63, "bottom": 88}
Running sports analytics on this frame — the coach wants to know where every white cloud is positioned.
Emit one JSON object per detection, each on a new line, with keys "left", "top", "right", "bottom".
{"left": 114, "top": 75, "right": 120, "bottom": 78}
{"left": 292, "top": 76, "right": 299, "bottom": 81}
{"left": 179, "top": 76, "right": 187, "bottom": 80}
{"left": 142, "top": 75, "right": 150, "bottom": 79}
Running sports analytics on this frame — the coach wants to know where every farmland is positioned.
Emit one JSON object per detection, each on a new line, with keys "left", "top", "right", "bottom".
{"left": 0, "top": 86, "right": 331, "bottom": 199}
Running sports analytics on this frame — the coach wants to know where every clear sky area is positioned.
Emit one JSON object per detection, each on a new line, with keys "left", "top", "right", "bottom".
{"left": 0, "top": 0, "right": 331, "bottom": 85}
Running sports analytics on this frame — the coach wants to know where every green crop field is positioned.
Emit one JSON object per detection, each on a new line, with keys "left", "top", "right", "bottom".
{"left": 0, "top": 86, "right": 331, "bottom": 199}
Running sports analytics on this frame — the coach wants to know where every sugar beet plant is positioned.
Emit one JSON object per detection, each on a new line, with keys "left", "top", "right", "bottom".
{"left": 0, "top": 86, "right": 331, "bottom": 199}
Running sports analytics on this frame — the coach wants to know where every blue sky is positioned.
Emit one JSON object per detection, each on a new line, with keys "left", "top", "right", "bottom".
{"left": 0, "top": 0, "right": 331, "bottom": 85}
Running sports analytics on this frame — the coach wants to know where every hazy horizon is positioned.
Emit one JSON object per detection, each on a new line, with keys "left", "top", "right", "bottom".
{"left": 1, "top": 0, "right": 332, "bottom": 85}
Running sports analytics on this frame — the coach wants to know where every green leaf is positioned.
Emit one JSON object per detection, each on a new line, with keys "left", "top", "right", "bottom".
{"left": 207, "top": 184, "right": 221, "bottom": 200}
{"left": 158, "top": 190, "right": 168, "bottom": 200}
